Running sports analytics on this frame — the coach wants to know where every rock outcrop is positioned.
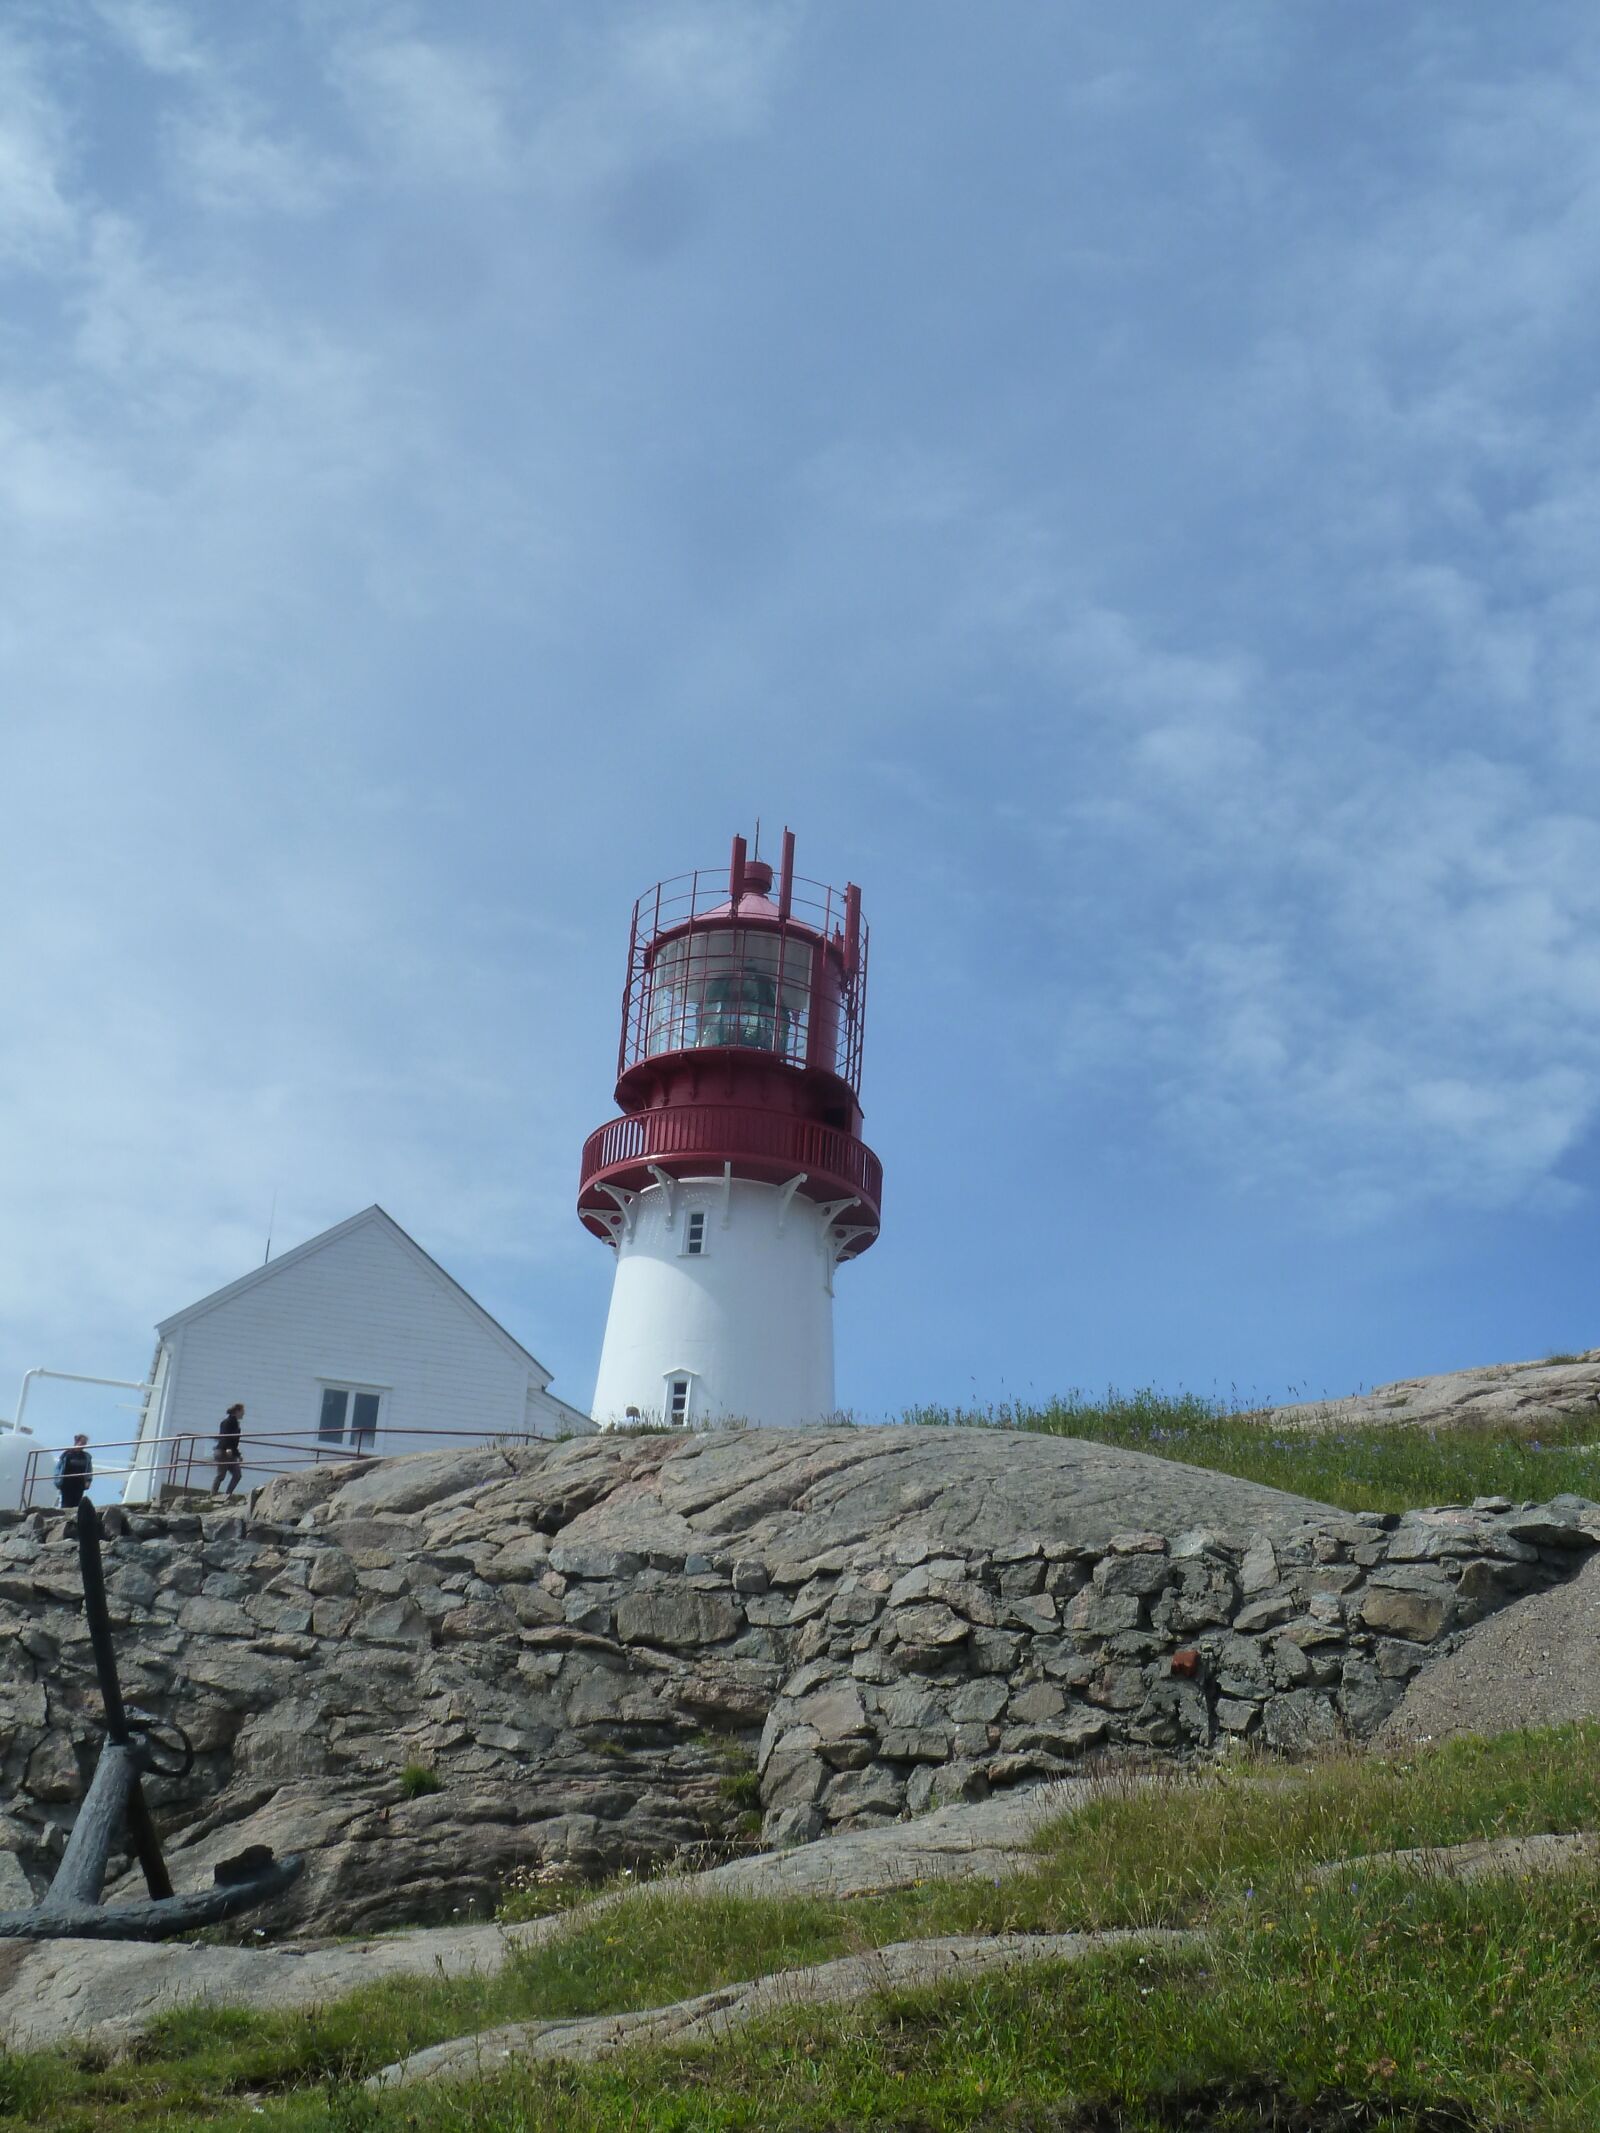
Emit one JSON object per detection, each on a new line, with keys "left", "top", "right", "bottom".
{"left": 0, "top": 1427, "right": 1594, "bottom": 1936}
{"left": 1378, "top": 1548, "right": 1600, "bottom": 1747}
{"left": 1261, "top": 1350, "right": 1600, "bottom": 1433}
{"left": 0, "top": 1782, "right": 1106, "bottom": 2054}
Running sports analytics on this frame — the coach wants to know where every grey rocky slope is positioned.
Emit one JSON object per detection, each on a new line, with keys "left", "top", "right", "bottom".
{"left": 1379, "top": 1547, "right": 1600, "bottom": 1747}
{"left": 0, "top": 1780, "right": 1095, "bottom": 2052}
{"left": 0, "top": 1426, "right": 1595, "bottom": 1939}
{"left": 1261, "top": 1349, "right": 1600, "bottom": 1433}
{"left": 370, "top": 1929, "right": 1197, "bottom": 2089}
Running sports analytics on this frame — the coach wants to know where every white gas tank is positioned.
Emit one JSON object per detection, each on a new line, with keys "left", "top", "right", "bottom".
{"left": 0, "top": 1425, "right": 40, "bottom": 1512}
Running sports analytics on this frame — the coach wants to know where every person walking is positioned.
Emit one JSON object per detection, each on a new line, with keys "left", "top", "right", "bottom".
{"left": 212, "top": 1403, "right": 245, "bottom": 1498}
{"left": 54, "top": 1434, "right": 94, "bottom": 1508}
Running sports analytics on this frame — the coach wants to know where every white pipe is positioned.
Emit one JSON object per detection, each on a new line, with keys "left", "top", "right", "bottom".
{"left": 14, "top": 1368, "right": 153, "bottom": 1438}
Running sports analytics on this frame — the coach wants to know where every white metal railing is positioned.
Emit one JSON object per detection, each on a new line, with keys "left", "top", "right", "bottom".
{"left": 18, "top": 1423, "right": 562, "bottom": 1512}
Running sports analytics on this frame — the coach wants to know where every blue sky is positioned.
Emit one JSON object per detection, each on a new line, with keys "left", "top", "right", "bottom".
{"left": 5, "top": 2, "right": 1600, "bottom": 1451}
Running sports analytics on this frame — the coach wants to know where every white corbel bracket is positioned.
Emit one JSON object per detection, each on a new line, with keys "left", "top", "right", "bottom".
{"left": 774, "top": 1173, "right": 808, "bottom": 1233}
{"left": 595, "top": 1182, "right": 640, "bottom": 1242}
{"left": 720, "top": 1160, "right": 734, "bottom": 1227}
{"left": 813, "top": 1196, "right": 861, "bottom": 1295}
{"left": 813, "top": 1196, "right": 859, "bottom": 1232}
{"left": 646, "top": 1164, "right": 680, "bottom": 1226}
{"left": 824, "top": 1222, "right": 875, "bottom": 1292}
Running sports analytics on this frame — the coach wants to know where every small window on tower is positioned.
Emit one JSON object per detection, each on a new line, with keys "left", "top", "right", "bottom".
{"left": 668, "top": 1377, "right": 691, "bottom": 1424}
{"left": 684, "top": 1210, "right": 707, "bottom": 1256}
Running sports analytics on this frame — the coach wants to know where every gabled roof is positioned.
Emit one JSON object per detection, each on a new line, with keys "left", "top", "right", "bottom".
{"left": 155, "top": 1206, "right": 552, "bottom": 1380}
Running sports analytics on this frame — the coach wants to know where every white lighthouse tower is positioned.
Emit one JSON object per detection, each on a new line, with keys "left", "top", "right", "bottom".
{"left": 580, "top": 830, "right": 881, "bottom": 1428}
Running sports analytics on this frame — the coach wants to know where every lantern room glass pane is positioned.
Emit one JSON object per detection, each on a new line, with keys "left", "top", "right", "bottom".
{"left": 643, "top": 928, "right": 811, "bottom": 1064}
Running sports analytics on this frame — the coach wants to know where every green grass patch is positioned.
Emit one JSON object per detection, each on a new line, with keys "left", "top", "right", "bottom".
{"left": 716, "top": 1767, "right": 762, "bottom": 1812}
{"left": 904, "top": 1388, "right": 1600, "bottom": 1513}
{"left": 403, "top": 1869, "right": 1600, "bottom": 2131}
{"left": 6, "top": 1727, "right": 1600, "bottom": 2130}
{"left": 395, "top": 1764, "right": 442, "bottom": 1800}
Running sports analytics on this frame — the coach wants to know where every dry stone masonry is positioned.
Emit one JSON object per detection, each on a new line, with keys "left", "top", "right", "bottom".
{"left": 749, "top": 1495, "right": 1600, "bottom": 1842}
{"left": 0, "top": 1428, "right": 1593, "bottom": 1934}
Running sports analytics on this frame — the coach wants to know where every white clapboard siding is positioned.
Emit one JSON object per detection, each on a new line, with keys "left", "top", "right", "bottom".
{"left": 126, "top": 1207, "right": 589, "bottom": 1500}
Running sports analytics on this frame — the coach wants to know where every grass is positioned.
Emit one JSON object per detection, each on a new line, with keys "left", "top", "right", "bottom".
{"left": 903, "top": 1387, "right": 1600, "bottom": 1514}
{"left": 396, "top": 1764, "right": 442, "bottom": 1800}
{"left": 6, "top": 1725, "right": 1600, "bottom": 2130}
{"left": 717, "top": 1767, "right": 762, "bottom": 1812}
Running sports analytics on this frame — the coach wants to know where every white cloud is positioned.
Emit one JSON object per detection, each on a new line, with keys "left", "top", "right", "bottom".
{"left": 0, "top": 33, "right": 77, "bottom": 267}
{"left": 612, "top": 0, "right": 798, "bottom": 136}
{"left": 524, "top": 0, "right": 802, "bottom": 199}
{"left": 328, "top": 31, "right": 517, "bottom": 186}
{"left": 5, "top": 1, "right": 1600, "bottom": 1425}
{"left": 89, "top": 0, "right": 206, "bottom": 79}
{"left": 169, "top": 103, "right": 340, "bottom": 216}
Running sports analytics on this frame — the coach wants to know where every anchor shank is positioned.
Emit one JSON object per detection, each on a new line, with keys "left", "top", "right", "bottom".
{"left": 76, "top": 1498, "right": 130, "bottom": 1743}
{"left": 41, "top": 1741, "right": 137, "bottom": 1912}
{"left": 0, "top": 1494, "right": 305, "bottom": 1941}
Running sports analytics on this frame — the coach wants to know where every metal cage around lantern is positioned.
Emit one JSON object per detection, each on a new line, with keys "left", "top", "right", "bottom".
{"left": 615, "top": 867, "right": 869, "bottom": 1094}
{"left": 579, "top": 829, "right": 882, "bottom": 1260}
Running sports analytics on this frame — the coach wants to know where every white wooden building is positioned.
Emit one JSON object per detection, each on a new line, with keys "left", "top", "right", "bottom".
{"left": 123, "top": 1206, "right": 591, "bottom": 1503}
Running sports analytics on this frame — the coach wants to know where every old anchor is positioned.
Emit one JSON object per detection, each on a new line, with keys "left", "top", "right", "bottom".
{"left": 0, "top": 1498, "right": 302, "bottom": 1940}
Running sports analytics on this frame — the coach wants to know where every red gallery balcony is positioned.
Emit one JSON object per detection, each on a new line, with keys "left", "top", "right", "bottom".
{"left": 578, "top": 1104, "right": 882, "bottom": 1254}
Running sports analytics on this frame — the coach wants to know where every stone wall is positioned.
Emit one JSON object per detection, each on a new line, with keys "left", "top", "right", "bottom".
{"left": 750, "top": 1495, "right": 1600, "bottom": 1842}
{"left": 0, "top": 1486, "right": 783, "bottom": 1933}
{"left": 0, "top": 1451, "right": 1594, "bottom": 1934}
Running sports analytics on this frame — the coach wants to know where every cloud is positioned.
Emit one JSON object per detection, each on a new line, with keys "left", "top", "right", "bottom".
{"left": 526, "top": 0, "right": 803, "bottom": 202}
{"left": 328, "top": 30, "right": 518, "bottom": 186}
{"left": 89, "top": 0, "right": 206, "bottom": 79}
{"left": 611, "top": 0, "right": 798, "bottom": 137}
{"left": 5, "top": 1, "right": 1600, "bottom": 1434}
{"left": 168, "top": 103, "right": 340, "bottom": 216}
{"left": 0, "top": 32, "right": 76, "bottom": 267}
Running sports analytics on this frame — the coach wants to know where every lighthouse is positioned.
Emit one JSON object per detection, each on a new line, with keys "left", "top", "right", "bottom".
{"left": 579, "top": 831, "right": 881, "bottom": 1428}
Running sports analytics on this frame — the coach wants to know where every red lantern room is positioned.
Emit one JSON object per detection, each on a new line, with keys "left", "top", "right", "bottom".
{"left": 578, "top": 830, "right": 882, "bottom": 1257}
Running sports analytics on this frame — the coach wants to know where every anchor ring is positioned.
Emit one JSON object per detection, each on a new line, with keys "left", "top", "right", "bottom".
{"left": 127, "top": 1710, "right": 194, "bottom": 1781}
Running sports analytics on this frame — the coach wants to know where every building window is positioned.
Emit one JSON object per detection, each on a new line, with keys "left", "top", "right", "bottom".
{"left": 318, "top": 1386, "right": 383, "bottom": 1453}
{"left": 683, "top": 1209, "right": 707, "bottom": 1256}
{"left": 667, "top": 1376, "right": 691, "bottom": 1425}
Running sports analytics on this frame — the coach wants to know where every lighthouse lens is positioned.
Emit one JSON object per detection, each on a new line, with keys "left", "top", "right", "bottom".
{"left": 643, "top": 928, "right": 811, "bottom": 1064}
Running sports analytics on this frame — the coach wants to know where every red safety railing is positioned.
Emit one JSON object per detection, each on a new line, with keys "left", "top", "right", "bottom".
{"left": 18, "top": 1424, "right": 566, "bottom": 1513}
{"left": 579, "top": 1103, "right": 882, "bottom": 1230}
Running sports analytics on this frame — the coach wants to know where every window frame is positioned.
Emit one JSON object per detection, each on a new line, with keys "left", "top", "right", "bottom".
{"left": 681, "top": 1208, "right": 708, "bottom": 1258}
{"left": 315, "top": 1380, "right": 388, "bottom": 1455}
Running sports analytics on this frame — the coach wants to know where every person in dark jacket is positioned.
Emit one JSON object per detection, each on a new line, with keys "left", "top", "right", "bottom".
{"left": 212, "top": 1403, "right": 245, "bottom": 1497}
{"left": 55, "top": 1435, "right": 93, "bottom": 1508}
